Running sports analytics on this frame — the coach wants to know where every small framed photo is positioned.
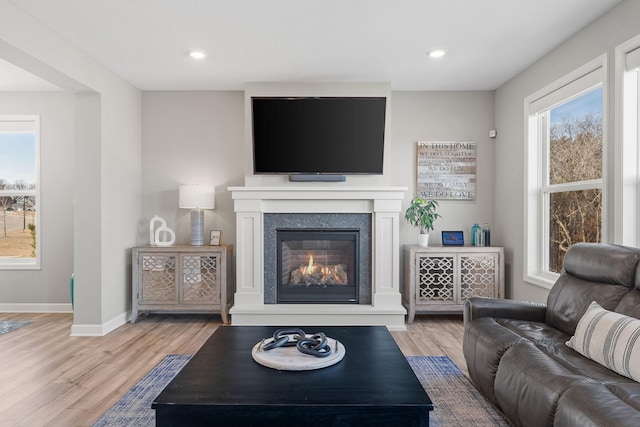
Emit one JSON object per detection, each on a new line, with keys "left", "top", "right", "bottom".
{"left": 442, "top": 231, "right": 464, "bottom": 246}
{"left": 209, "top": 230, "right": 222, "bottom": 246}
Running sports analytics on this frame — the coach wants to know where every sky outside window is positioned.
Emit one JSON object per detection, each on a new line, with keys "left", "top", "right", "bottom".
{"left": 0, "top": 132, "right": 36, "bottom": 186}
{"left": 550, "top": 86, "right": 602, "bottom": 125}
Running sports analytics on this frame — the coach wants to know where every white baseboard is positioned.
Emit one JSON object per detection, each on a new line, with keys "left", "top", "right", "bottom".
{"left": 0, "top": 304, "right": 129, "bottom": 336}
{"left": 0, "top": 303, "right": 73, "bottom": 313}
{"left": 70, "top": 311, "right": 129, "bottom": 337}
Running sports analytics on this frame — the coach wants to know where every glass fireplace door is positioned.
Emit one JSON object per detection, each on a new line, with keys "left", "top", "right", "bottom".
{"left": 277, "top": 229, "right": 359, "bottom": 304}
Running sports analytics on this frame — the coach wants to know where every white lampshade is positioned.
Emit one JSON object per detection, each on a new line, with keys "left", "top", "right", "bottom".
{"left": 179, "top": 185, "right": 215, "bottom": 210}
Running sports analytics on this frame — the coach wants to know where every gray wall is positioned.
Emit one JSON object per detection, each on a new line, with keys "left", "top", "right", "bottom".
{"left": 141, "top": 91, "right": 245, "bottom": 247}
{"left": 1, "top": 0, "right": 142, "bottom": 334}
{"left": 494, "top": 0, "right": 640, "bottom": 302}
{"left": 141, "top": 90, "right": 496, "bottom": 289}
{"left": 0, "top": 92, "right": 74, "bottom": 309}
{"left": 390, "top": 91, "right": 495, "bottom": 249}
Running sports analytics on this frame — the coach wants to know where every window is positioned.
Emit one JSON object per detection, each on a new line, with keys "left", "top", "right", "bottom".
{"left": 615, "top": 36, "right": 640, "bottom": 247}
{"left": 0, "top": 116, "right": 40, "bottom": 268}
{"left": 525, "top": 58, "right": 605, "bottom": 287}
{"left": 546, "top": 87, "right": 603, "bottom": 272}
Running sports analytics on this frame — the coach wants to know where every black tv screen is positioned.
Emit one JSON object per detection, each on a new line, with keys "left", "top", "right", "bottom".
{"left": 252, "top": 97, "right": 386, "bottom": 175}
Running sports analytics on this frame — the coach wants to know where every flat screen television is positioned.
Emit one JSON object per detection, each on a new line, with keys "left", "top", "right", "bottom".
{"left": 252, "top": 97, "right": 386, "bottom": 176}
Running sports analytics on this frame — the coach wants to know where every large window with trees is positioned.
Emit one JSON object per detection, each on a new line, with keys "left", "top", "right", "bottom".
{"left": 546, "top": 87, "right": 603, "bottom": 272}
{"left": 525, "top": 58, "right": 605, "bottom": 288}
{"left": 0, "top": 116, "right": 40, "bottom": 268}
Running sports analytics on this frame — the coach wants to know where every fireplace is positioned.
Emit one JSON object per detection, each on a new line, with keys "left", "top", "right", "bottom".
{"left": 263, "top": 213, "right": 372, "bottom": 305}
{"left": 277, "top": 229, "right": 359, "bottom": 304}
{"left": 228, "top": 186, "right": 408, "bottom": 331}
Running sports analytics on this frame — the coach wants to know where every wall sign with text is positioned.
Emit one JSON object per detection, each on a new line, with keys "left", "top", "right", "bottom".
{"left": 416, "top": 141, "right": 476, "bottom": 200}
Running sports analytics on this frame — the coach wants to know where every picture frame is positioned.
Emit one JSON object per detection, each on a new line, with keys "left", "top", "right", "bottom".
{"left": 416, "top": 141, "right": 476, "bottom": 200}
{"left": 209, "top": 230, "right": 222, "bottom": 246}
{"left": 442, "top": 231, "right": 464, "bottom": 246}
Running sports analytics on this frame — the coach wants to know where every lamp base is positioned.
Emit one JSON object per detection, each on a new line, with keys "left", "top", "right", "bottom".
{"left": 190, "top": 210, "right": 205, "bottom": 246}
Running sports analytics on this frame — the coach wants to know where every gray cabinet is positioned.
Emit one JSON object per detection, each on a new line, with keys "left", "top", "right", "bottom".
{"left": 131, "top": 245, "right": 233, "bottom": 323}
{"left": 403, "top": 245, "right": 504, "bottom": 323}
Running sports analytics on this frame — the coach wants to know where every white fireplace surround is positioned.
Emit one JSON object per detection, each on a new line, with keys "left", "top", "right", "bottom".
{"left": 228, "top": 186, "right": 408, "bottom": 331}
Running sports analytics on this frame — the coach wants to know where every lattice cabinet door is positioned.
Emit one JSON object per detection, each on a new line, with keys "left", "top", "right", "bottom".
{"left": 459, "top": 254, "right": 499, "bottom": 301}
{"left": 415, "top": 255, "right": 456, "bottom": 306}
{"left": 139, "top": 254, "right": 178, "bottom": 305}
{"left": 181, "top": 254, "right": 220, "bottom": 304}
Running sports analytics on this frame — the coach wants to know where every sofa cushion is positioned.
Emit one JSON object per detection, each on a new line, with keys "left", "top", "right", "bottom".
{"left": 463, "top": 317, "right": 525, "bottom": 405}
{"left": 535, "top": 341, "right": 639, "bottom": 384}
{"left": 545, "top": 243, "right": 639, "bottom": 336}
{"left": 567, "top": 301, "right": 640, "bottom": 382}
{"left": 464, "top": 317, "right": 574, "bottom": 408}
{"left": 562, "top": 242, "right": 640, "bottom": 287}
{"left": 494, "top": 342, "right": 595, "bottom": 427}
{"left": 606, "top": 382, "right": 640, "bottom": 411}
{"left": 545, "top": 274, "right": 629, "bottom": 335}
{"left": 615, "top": 289, "right": 640, "bottom": 319}
{"left": 555, "top": 384, "right": 640, "bottom": 427}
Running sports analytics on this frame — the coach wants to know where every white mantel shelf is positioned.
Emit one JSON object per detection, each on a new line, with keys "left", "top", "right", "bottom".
{"left": 228, "top": 185, "right": 408, "bottom": 331}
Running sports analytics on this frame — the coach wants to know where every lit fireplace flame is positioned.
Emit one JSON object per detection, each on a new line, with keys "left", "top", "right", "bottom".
{"left": 301, "top": 255, "right": 315, "bottom": 275}
{"left": 290, "top": 253, "right": 348, "bottom": 286}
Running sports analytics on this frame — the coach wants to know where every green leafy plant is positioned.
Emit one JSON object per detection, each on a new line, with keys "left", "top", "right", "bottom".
{"left": 404, "top": 198, "right": 441, "bottom": 234}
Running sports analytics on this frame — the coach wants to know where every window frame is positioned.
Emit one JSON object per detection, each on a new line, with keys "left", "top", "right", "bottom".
{"left": 0, "top": 115, "right": 41, "bottom": 269}
{"left": 524, "top": 56, "right": 607, "bottom": 289}
{"left": 614, "top": 35, "right": 640, "bottom": 247}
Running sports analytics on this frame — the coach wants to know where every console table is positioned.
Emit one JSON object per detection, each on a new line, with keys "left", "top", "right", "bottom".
{"left": 403, "top": 245, "right": 504, "bottom": 322}
{"left": 131, "top": 244, "right": 232, "bottom": 323}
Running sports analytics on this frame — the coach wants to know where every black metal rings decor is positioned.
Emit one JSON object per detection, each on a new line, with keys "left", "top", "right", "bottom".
{"left": 262, "top": 328, "right": 332, "bottom": 358}
{"left": 296, "top": 332, "right": 331, "bottom": 358}
{"left": 261, "top": 328, "right": 306, "bottom": 351}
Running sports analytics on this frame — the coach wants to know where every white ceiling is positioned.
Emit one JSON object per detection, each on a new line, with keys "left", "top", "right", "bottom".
{"left": 5, "top": 0, "right": 624, "bottom": 91}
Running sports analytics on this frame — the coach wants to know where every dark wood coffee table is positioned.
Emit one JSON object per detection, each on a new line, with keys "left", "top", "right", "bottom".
{"left": 153, "top": 326, "right": 433, "bottom": 426}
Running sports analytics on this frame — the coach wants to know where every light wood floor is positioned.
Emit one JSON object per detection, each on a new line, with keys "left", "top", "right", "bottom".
{"left": 0, "top": 312, "right": 465, "bottom": 427}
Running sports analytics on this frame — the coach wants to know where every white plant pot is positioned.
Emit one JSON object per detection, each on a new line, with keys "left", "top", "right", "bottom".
{"left": 418, "top": 233, "right": 430, "bottom": 247}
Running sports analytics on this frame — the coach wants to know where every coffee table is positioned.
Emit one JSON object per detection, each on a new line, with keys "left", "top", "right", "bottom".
{"left": 153, "top": 326, "right": 433, "bottom": 426}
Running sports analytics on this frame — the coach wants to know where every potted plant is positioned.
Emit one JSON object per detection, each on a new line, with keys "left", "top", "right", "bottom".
{"left": 405, "top": 197, "right": 441, "bottom": 247}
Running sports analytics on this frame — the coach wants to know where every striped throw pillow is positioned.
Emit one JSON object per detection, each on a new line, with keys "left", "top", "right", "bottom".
{"left": 566, "top": 301, "right": 640, "bottom": 382}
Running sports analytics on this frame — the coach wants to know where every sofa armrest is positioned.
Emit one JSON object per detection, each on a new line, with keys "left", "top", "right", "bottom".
{"left": 463, "top": 297, "right": 547, "bottom": 325}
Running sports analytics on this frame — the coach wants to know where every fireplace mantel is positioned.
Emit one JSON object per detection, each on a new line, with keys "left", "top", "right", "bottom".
{"left": 228, "top": 186, "right": 408, "bottom": 330}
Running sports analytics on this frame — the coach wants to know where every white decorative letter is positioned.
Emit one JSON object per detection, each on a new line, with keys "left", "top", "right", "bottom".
{"left": 150, "top": 215, "right": 164, "bottom": 245}
{"left": 149, "top": 215, "right": 175, "bottom": 246}
{"left": 154, "top": 226, "right": 176, "bottom": 246}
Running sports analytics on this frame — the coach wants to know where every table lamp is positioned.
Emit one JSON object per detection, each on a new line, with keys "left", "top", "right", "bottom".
{"left": 179, "top": 185, "right": 215, "bottom": 246}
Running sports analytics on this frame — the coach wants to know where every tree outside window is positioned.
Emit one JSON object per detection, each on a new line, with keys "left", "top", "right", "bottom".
{"left": 546, "top": 87, "right": 603, "bottom": 272}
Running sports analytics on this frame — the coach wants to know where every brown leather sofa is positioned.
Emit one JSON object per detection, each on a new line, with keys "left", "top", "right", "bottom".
{"left": 463, "top": 243, "right": 640, "bottom": 427}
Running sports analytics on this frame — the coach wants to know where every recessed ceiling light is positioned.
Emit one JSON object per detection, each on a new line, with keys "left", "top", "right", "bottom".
{"left": 428, "top": 49, "right": 446, "bottom": 59}
{"left": 189, "top": 51, "right": 206, "bottom": 60}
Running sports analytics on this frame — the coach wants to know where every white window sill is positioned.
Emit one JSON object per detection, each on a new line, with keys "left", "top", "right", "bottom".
{"left": 524, "top": 272, "right": 558, "bottom": 290}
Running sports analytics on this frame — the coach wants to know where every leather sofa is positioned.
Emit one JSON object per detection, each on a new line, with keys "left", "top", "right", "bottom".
{"left": 463, "top": 243, "right": 640, "bottom": 427}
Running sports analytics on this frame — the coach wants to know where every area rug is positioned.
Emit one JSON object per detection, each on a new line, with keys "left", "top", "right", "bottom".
{"left": 93, "top": 354, "right": 192, "bottom": 427}
{"left": 407, "top": 356, "right": 511, "bottom": 426}
{"left": 0, "top": 320, "right": 31, "bottom": 335}
{"left": 94, "top": 354, "right": 511, "bottom": 426}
